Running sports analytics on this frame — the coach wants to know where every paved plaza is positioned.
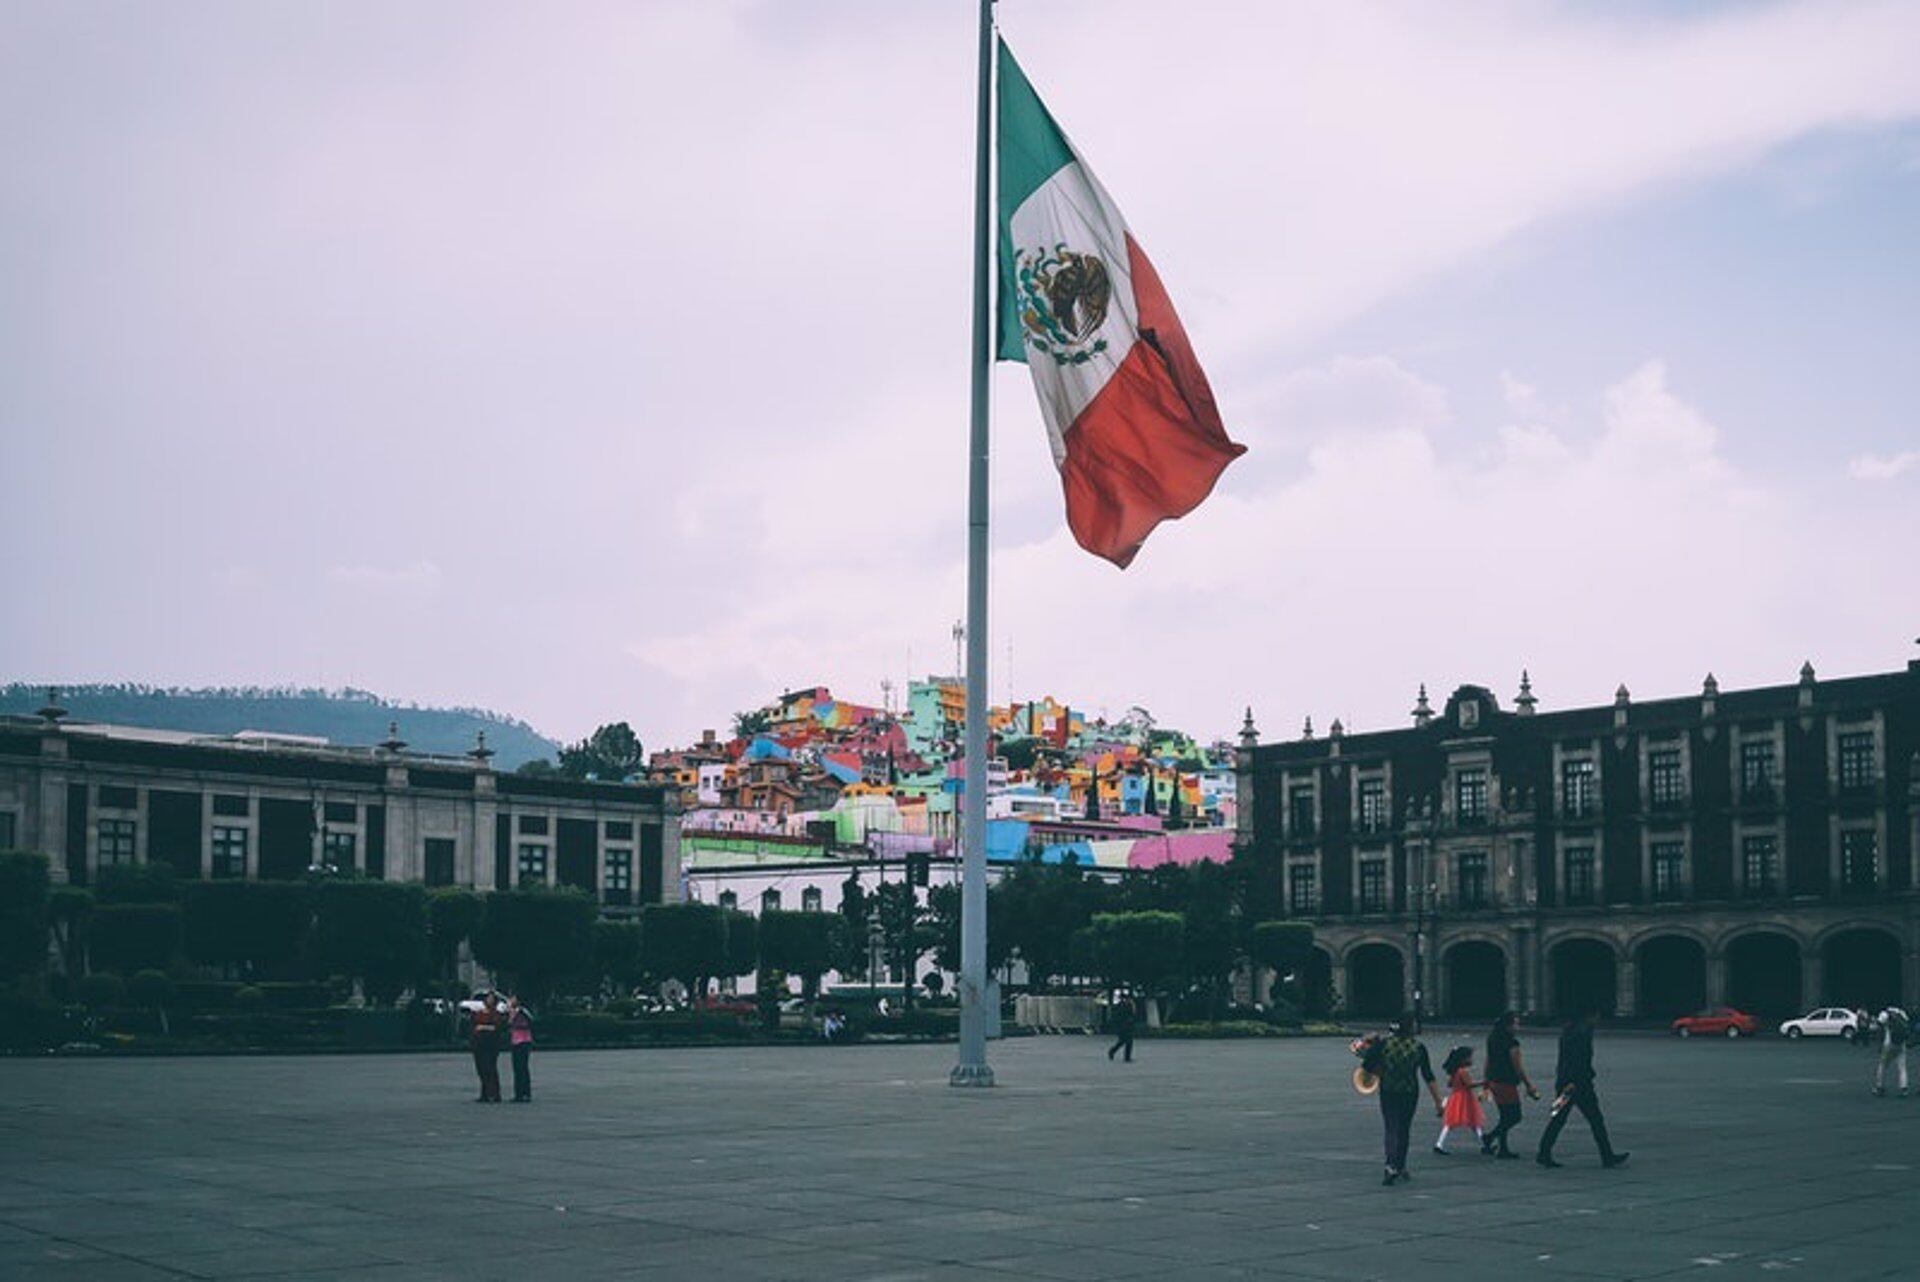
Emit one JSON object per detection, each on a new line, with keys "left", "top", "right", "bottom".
{"left": 2, "top": 1032, "right": 1914, "bottom": 1281}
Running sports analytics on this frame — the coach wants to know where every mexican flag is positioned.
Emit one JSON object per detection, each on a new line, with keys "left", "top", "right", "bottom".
{"left": 997, "top": 40, "right": 1245, "bottom": 569}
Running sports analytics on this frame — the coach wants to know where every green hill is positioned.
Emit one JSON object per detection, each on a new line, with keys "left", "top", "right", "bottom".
{"left": 0, "top": 683, "right": 559, "bottom": 769}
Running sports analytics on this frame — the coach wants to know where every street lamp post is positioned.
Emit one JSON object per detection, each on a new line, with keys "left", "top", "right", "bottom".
{"left": 1410, "top": 796, "right": 1440, "bottom": 1032}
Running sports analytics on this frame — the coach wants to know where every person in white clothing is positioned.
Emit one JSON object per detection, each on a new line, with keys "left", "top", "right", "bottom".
{"left": 1872, "top": 1005, "right": 1909, "bottom": 1098}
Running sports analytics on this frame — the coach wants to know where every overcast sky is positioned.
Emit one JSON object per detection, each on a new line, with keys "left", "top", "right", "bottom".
{"left": 4, "top": 1, "right": 1918, "bottom": 751}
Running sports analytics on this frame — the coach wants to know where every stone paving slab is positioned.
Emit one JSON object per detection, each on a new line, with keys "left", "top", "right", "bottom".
{"left": 3, "top": 1033, "right": 1915, "bottom": 1280}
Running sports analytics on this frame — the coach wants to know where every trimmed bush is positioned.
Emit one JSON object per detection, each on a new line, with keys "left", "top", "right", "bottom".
{"left": 234, "top": 985, "right": 267, "bottom": 1010}
{"left": 0, "top": 852, "right": 51, "bottom": 982}
{"left": 94, "top": 863, "right": 181, "bottom": 905}
{"left": 90, "top": 903, "right": 182, "bottom": 974}
{"left": 473, "top": 889, "right": 596, "bottom": 1004}
{"left": 183, "top": 881, "right": 312, "bottom": 978}
{"left": 78, "top": 972, "right": 125, "bottom": 1010}
{"left": 310, "top": 881, "right": 427, "bottom": 1004}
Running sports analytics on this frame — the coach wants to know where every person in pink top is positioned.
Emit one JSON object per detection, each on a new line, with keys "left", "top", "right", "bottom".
{"left": 506, "top": 995, "right": 536, "bottom": 1103}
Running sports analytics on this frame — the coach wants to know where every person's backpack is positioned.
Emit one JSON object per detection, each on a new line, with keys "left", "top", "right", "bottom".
{"left": 1883, "top": 1008, "right": 1910, "bottom": 1045}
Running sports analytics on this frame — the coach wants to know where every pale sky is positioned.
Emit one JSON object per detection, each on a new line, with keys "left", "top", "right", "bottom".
{"left": 4, "top": 1, "right": 1918, "bottom": 750}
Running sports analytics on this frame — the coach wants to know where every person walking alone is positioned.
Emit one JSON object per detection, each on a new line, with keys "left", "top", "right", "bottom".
{"left": 468, "top": 992, "right": 505, "bottom": 1103}
{"left": 1480, "top": 1010, "right": 1540, "bottom": 1159}
{"left": 1362, "top": 1013, "right": 1444, "bottom": 1185}
{"left": 506, "top": 995, "right": 536, "bottom": 1103}
{"left": 1107, "top": 990, "right": 1137, "bottom": 1063}
{"left": 1871, "top": 1004, "right": 1909, "bottom": 1098}
{"left": 1537, "top": 1007, "right": 1628, "bottom": 1169}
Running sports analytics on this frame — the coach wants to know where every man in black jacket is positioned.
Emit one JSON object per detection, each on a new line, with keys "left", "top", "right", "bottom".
{"left": 1537, "top": 1007, "right": 1629, "bottom": 1169}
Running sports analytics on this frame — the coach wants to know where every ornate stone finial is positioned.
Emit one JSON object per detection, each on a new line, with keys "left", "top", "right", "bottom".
{"left": 36, "top": 685, "right": 68, "bottom": 726}
{"left": 1301, "top": 715, "right": 1314, "bottom": 740}
{"left": 1515, "top": 670, "right": 1537, "bottom": 716}
{"left": 1239, "top": 707, "right": 1259, "bottom": 749}
{"left": 1702, "top": 673, "right": 1719, "bottom": 697}
{"left": 380, "top": 720, "right": 407, "bottom": 754}
{"left": 1799, "top": 660, "right": 1816, "bottom": 683}
{"left": 468, "top": 730, "right": 495, "bottom": 763}
{"left": 1412, "top": 684, "right": 1433, "bottom": 727}
{"left": 1329, "top": 718, "right": 1344, "bottom": 739}
{"left": 1615, "top": 684, "right": 1631, "bottom": 706}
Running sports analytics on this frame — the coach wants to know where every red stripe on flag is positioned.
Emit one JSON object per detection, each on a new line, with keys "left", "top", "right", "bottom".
{"left": 1056, "top": 235, "right": 1246, "bottom": 568}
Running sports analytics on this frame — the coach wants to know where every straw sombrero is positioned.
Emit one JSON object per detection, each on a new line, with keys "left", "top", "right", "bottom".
{"left": 1352, "top": 1065, "right": 1379, "bottom": 1095}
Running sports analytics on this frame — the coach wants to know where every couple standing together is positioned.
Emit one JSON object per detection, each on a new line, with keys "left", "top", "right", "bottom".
{"left": 468, "top": 992, "right": 536, "bottom": 1103}
{"left": 1365, "top": 1008, "right": 1628, "bottom": 1185}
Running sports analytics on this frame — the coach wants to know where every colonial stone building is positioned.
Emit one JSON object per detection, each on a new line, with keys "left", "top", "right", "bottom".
{"left": 0, "top": 702, "right": 678, "bottom": 910}
{"left": 1235, "top": 660, "right": 1920, "bottom": 1022}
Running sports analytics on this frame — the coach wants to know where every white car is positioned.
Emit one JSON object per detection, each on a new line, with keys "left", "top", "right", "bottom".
{"left": 1778, "top": 1007, "right": 1861, "bottom": 1040}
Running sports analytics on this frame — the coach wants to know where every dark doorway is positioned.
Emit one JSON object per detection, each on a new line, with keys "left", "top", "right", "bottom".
{"left": 1300, "top": 946, "right": 1335, "bottom": 1018}
{"left": 557, "top": 819, "right": 597, "bottom": 895}
{"left": 1550, "top": 938, "right": 1617, "bottom": 1018}
{"left": 1636, "top": 935, "right": 1708, "bottom": 1020}
{"left": 258, "top": 799, "right": 315, "bottom": 880}
{"left": 148, "top": 790, "right": 202, "bottom": 880}
{"left": 1726, "top": 932, "right": 1802, "bottom": 1020}
{"left": 1348, "top": 943, "right": 1405, "bottom": 1018}
{"left": 1445, "top": 941, "right": 1508, "bottom": 1018}
{"left": 1823, "top": 928, "right": 1902, "bottom": 1011}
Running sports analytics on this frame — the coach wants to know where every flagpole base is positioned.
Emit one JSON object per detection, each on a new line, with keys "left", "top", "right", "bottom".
{"left": 949, "top": 1062, "right": 996, "bottom": 1088}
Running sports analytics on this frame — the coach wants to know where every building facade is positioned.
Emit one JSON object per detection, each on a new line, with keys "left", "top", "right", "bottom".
{"left": 0, "top": 710, "right": 679, "bottom": 911}
{"left": 1236, "top": 661, "right": 1920, "bottom": 1022}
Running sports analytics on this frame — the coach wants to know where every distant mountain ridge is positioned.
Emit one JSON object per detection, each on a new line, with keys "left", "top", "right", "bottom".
{"left": 0, "top": 683, "right": 559, "bottom": 769}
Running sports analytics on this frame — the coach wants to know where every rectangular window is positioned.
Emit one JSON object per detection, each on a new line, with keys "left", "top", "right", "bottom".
{"left": 1288, "top": 863, "right": 1319, "bottom": 914}
{"left": 1649, "top": 750, "right": 1684, "bottom": 807}
{"left": 1740, "top": 741, "right": 1776, "bottom": 800}
{"left": 1288, "top": 785, "right": 1315, "bottom": 838}
{"left": 1357, "top": 859, "right": 1388, "bottom": 913}
{"left": 761, "top": 888, "right": 781, "bottom": 913}
{"left": 518, "top": 815, "right": 550, "bottom": 836}
{"left": 1561, "top": 759, "right": 1596, "bottom": 818}
{"left": 97, "top": 818, "right": 136, "bottom": 866}
{"left": 1838, "top": 732, "right": 1876, "bottom": 791}
{"left": 320, "top": 829, "right": 356, "bottom": 870}
{"left": 211, "top": 826, "right": 248, "bottom": 878}
{"left": 1456, "top": 851, "right": 1489, "bottom": 908}
{"left": 1841, "top": 830, "right": 1878, "bottom": 891}
{"left": 1455, "top": 769, "right": 1488, "bottom": 825}
{"left": 801, "top": 886, "right": 823, "bottom": 912}
{"left": 212, "top": 794, "right": 250, "bottom": 817}
{"left": 515, "top": 843, "right": 546, "bottom": 886}
{"left": 1651, "top": 841, "right": 1684, "bottom": 901}
{"left": 99, "top": 785, "right": 137, "bottom": 810}
{"left": 718, "top": 889, "right": 738, "bottom": 911}
{"left": 425, "top": 838, "right": 457, "bottom": 887}
{"left": 604, "top": 821, "right": 634, "bottom": 841}
{"left": 1358, "top": 778, "right": 1387, "bottom": 833}
{"left": 322, "top": 801, "right": 357, "bottom": 824}
{"left": 1743, "top": 835, "right": 1777, "bottom": 896}
{"left": 602, "top": 847, "right": 632, "bottom": 905}
{"left": 1565, "top": 846, "right": 1596, "bottom": 905}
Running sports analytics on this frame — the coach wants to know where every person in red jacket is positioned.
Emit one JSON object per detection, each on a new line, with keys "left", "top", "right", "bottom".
{"left": 469, "top": 992, "right": 505, "bottom": 1103}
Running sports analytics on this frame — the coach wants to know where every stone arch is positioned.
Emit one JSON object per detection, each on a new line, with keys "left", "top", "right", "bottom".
{"left": 1346, "top": 941, "right": 1406, "bottom": 1019}
{"left": 1723, "top": 928, "right": 1802, "bottom": 1021}
{"left": 1634, "top": 934, "right": 1708, "bottom": 1021}
{"left": 1547, "top": 935, "right": 1619, "bottom": 1018}
{"left": 1819, "top": 924, "right": 1904, "bottom": 1011}
{"left": 1443, "top": 938, "right": 1508, "bottom": 1019}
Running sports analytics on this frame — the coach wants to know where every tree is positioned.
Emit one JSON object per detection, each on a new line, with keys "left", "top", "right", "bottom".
{"left": 514, "top": 758, "right": 558, "bottom": 777}
{"left": 759, "top": 910, "right": 836, "bottom": 1021}
{"left": 1089, "top": 911, "right": 1185, "bottom": 1004}
{"left": 427, "top": 888, "right": 485, "bottom": 982}
{"left": 311, "top": 882, "right": 429, "bottom": 1004}
{"left": 1000, "top": 737, "right": 1040, "bottom": 771}
{"left": 994, "top": 858, "right": 1107, "bottom": 989}
{"left": 592, "top": 920, "right": 644, "bottom": 994}
{"left": 94, "top": 862, "right": 180, "bottom": 905}
{"left": 732, "top": 708, "right": 772, "bottom": 738}
{"left": 472, "top": 889, "right": 597, "bottom": 1005}
{"left": 833, "top": 876, "right": 870, "bottom": 979}
{"left": 558, "top": 722, "right": 645, "bottom": 782}
{"left": 928, "top": 882, "right": 1011, "bottom": 977}
{"left": 127, "top": 968, "right": 176, "bottom": 1035}
{"left": 1248, "top": 920, "right": 1316, "bottom": 1010}
{"left": 720, "top": 909, "right": 759, "bottom": 989}
{"left": 90, "top": 903, "right": 182, "bottom": 975}
{"left": 874, "top": 882, "right": 933, "bottom": 1010}
{"left": 639, "top": 902, "right": 726, "bottom": 1003}
{"left": 183, "top": 882, "right": 313, "bottom": 979}
{"left": 48, "top": 885, "right": 93, "bottom": 981}
{"left": 0, "top": 853, "right": 50, "bottom": 983}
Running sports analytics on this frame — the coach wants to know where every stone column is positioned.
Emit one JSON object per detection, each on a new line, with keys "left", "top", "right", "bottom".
{"left": 1802, "top": 952, "right": 1825, "bottom": 1007}
{"left": 1706, "top": 951, "right": 1727, "bottom": 1005}
{"left": 1616, "top": 955, "right": 1638, "bottom": 1018}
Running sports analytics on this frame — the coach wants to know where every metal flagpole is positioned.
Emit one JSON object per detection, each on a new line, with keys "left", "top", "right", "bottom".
{"left": 951, "top": 0, "right": 996, "bottom": 1088}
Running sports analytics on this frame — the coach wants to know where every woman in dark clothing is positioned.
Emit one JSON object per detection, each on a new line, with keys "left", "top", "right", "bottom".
{"left": 1481, "top": 1010, "right": 1541, "bottom": 1158}
{"left": 506, "top": 995, "right": 535, "bottom": 1102}
{"left": 1362, "top": 1013, "right": 1445, "bottom": 1185}
{"left": 469, "top": 992, "right": 505, "bottom": 1103}
{"left": 1107, "top": 991, "right": 1137, "bottom": 1063}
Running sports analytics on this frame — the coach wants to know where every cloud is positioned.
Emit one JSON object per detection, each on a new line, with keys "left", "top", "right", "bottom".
{"left": 325, "top": 560, "right": 442, "bottom": 592}
{"left": 1849, "top": 450, "right": 1920, "bottom": 480}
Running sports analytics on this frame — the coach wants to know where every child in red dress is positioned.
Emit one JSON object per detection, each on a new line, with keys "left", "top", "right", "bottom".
{"left": 1433, "top": 1046, "right": 1486, "bottom": 1154}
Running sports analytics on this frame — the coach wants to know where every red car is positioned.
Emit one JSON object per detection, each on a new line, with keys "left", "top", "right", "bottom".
{"left": 1671, "top": 1006, "right": 1759, "bottom": 1039}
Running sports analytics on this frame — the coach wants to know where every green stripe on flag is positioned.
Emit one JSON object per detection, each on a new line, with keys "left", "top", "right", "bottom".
{"left": 996, "top": 39, "right": 1075, "bottom": 363}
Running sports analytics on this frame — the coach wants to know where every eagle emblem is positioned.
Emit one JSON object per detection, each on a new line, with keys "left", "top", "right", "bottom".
{"left": 1014, "top": 243, "right": 1112, "bottom": 366}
